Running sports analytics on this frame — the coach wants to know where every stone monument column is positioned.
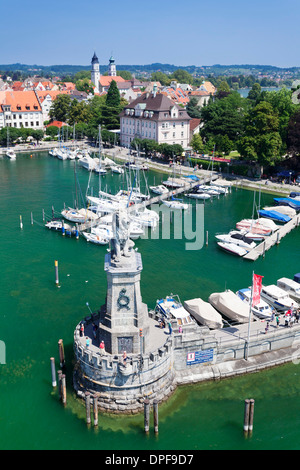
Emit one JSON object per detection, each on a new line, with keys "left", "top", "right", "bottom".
{"left": 99, "top": 210, "right": 150, "bottom": 355}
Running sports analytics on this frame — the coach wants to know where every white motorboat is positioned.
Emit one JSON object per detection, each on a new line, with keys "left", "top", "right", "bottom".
{"left": 6, "top": 149, "right": 16, "bottom": 160}
{"left": 97, "top": 214, "right": 144, "bottom": 239}
{"left": 155, "top": 294, "right": 195, "bottom": 326}
{"left": 150, "top": 185, "right": 169, "bottom": 195}
{"left": 111, "top": 165, "right": 124, "bottom": 174}
{"left": 208, "top": 290, "right": 251, "bottom": 323}
{"left": 87, "top": 196, "right": 126, "bottom": 214}
{"left": 45, "top": 219, "right": 72, "bottom": 232}
{"left": 210, "top": 185, "right": 228, "bottom": 194}
{"left": 162, "top": 198, "right": 188, "bottom": 210}
{"left": 186, "top": 192, "right": 211, "bottom": 200}
{"left": 217, "top": 242, "right": 248, "bottom": 257}
{"left": 236, "top": 288, "right": 274, "bottom": 319}
{"left": 277, "top": 277, "right": 300, "bottom": 302}
{"left": 260, "top": 284, "right": 299, "bottom": 313}
{"left": 82, "top": 231, "right": 111, "bottom": 245}
{"left": 162, "top": 177, "right": 186, "bottom": 188}
{"left": 232, "top": 229, "right": 265, "bottom": 242}
{"left": 94, "top": 165, "right": 107, "bottom": 175}
{"left": 56, "top": 149, "right": 68, "bottom": 160}
{"left": 215, "top": 232, "right": 256, "bottom": 251}
{"left": 183, "top": 298, "right": 223, "bottom": 329}
{"left": 49, "top": 149, "right": 57, "bottom": 157}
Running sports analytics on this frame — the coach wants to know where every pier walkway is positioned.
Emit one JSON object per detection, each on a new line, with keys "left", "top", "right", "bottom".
{"left": 243, "top": 214, "right": 300, "bottom": 261}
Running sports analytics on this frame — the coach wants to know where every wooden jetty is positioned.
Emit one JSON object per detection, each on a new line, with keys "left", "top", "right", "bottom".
{"left": 243, "top": 214, "right": 300, "bottom": 261}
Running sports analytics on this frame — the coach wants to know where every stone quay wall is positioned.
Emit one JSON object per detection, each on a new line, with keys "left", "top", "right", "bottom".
{"left": 73, "top": 314, "right": 175, "bottom": 413}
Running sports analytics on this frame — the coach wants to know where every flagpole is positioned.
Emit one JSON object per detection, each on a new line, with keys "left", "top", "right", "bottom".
{"left": 245, "top": 271, "right": 254, "bottom": 361}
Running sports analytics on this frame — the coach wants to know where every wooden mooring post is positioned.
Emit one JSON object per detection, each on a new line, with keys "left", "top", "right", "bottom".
{"left": 85, "top": 392, "right": 91, "bottom": 426}
{"left": 144, "top": 399, "right": 150, "bottom": 434}
{"left": 153, "top": 400, "right": 159, "bottom": 434}
{"left": 61, "top": 374, "right": 67, "bottom": 406}
{"left": 58, "top": 339, "right": 65, "bottom": 368}
{"left": 55, "top": 260, "right": 59, "bottom": 286}
{"left": 244, "top": 398, "right": 255, "bottom": 437}
{"left": 93, "top": 395, "right": 98, "bottom": 427}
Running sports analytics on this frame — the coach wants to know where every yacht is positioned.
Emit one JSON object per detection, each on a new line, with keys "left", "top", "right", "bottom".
{"left": 260, "top": 284, "right": 299, "bottom": 313}
{"left": 215, "top": 232, "right": 256, "bottom": 251}
{"left": 236, "top": 288, "right": 274, "bottom": 319}
{"left": 61, "top": 207, "right": 99, "bottom": 223}
{"left": 217, "top": 242, "right": 248, "bottom": 257}
{"left": 79, "top": 155, "right": 98, "bottom": 171}
{"left": 130, "top": 207, "right": 159, "bottom": 228}
{"left": 111, "top": 165, "right": 124, "bottom": 174}
{"left": 276, "top": 277, "right": 300, "bottom": 302}
{"left": 162, "top": 198, "right": 189, "bottom": 210}
{"left": 150, "top": 185, "right": 169, "bottom": 195}
{"left": 6, "top": 149, "right": 16, "bottom": 160}
{"left": 186, "top": 192, "right": 211, "bottom": 200}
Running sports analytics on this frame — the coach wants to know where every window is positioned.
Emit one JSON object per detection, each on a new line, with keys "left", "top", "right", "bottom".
{"left": 36, "top": 122, "right": 39, "bottom": 126}
{"left": 173, "top": 132, "right": 176, "bottom": 137}
{"left": 181, "top": 131, "right": 184, "bottom": 137}
{"left": 181, "top": 122, "right": 184, "bottom": 127}
{"left": 31, "top": 122, "right": 34, "bottom": 127}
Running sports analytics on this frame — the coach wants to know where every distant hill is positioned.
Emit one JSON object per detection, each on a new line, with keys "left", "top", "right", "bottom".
{"left": 1, "top": 62, "right": 300, "bottom": 77}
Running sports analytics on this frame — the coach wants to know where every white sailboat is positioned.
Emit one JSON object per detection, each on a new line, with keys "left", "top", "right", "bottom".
{"left": 5, "top": 128, "right": 16, "bottom": 160}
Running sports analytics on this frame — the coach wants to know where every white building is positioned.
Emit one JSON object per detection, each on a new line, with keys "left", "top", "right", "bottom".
{"left": 0, "top": 90, "right": 43, "bottom": 129}
{"left": 120, "top": 86, "right": 191, "bottom": 148}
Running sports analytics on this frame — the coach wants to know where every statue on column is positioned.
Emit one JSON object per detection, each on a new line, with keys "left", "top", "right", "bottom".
{"left": 110, "top": 209, "right": 135, "bottom": 263}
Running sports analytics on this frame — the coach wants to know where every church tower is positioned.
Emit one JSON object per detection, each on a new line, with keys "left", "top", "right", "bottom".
{"left": 108, "top": 55, "right": 117, "bottom": 77}
{"left": 91, "top": 52, "right": 100, "bottom": 92}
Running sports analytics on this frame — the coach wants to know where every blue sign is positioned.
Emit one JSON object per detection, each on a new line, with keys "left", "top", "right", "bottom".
{"left": 187, "top": 348, "right": 214, "bottom": 365}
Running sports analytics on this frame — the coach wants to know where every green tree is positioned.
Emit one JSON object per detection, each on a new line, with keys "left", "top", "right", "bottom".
{"left": 190, "top": 133, "right": 204, "bottom": 153}
{"left": 186, "top": 97, "right": 202, "bottom": 119}
{"left": 106, "top": 80, "right": 120, "bottom": 107}
{"left": 49, "top": 94, "right": 72, "bottom": 122}
{"left": 151, "top": 72, "right": 170, "bottom": 86}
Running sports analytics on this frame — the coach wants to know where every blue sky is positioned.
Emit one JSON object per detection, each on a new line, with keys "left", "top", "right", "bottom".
{"left": 1, "top": 0, "right": 300, "bottom": 68}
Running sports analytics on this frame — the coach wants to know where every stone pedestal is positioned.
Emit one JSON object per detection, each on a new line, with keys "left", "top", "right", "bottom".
{"left": 99, "top": 250, "right": 150, "bottom": 355}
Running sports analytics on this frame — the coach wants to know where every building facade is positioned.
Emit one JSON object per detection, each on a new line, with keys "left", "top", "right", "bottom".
{"left": 119, "top": 88, "right": 191, "bottom": 148}
{"left": 0, "top": 90, "right": 43, "bottom": 129}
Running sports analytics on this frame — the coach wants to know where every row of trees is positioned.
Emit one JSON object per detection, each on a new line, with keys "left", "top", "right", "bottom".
{"left": 190, "top": 84, "right": 300, "bottom": 173}
{"left": 0, "top": 127, "right": 44, "bottom": 146}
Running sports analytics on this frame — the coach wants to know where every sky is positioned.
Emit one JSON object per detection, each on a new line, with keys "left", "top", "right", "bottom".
{"left": 1, "top": 0, "right": 300, "bottom": 68}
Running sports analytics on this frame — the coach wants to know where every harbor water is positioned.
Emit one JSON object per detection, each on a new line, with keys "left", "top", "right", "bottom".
{"left": 0, "top": 151, "right": 300, "bottom": 450}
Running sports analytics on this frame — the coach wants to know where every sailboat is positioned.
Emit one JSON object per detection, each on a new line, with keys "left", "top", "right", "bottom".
{"left": 93, "top": 126, "right": 107, "bottom": 175}
{"left": 6, "top": 128, "right": 16, "bottom": 160}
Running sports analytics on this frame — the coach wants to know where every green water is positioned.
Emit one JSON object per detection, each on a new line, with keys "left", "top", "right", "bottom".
{"left": 1, "top": 151, "right": 300, "bottom": 450}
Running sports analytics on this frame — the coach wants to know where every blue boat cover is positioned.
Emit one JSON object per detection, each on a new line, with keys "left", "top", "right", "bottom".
{"left": 259, "top": 209, "right": 291, "bottom": 222}
{"left": 294, "top": 273, "right": 300, "bottom": 284}
{"left": 290, "top": 192, "right": 300, "bottom": 198}
{"left": 274, "top": 198, "right": 300, "bottom": 210}
{"left": 183, "top": 175, "right": 199, "bottom": 181}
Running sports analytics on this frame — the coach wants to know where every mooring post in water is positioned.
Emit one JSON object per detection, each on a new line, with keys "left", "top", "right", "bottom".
{"left": 50, "top": 357, "right": 56, "bottom": 387}
{"left": 153, "top": 400, "right": 159, "bottom": 434}
{"left": 42, "top": 209, "right": 45, "bottom": 222}
{"left": 85, "top": 392, "right": 91, "bottom": 425}
{"left": 57, "top": 370, "right": 62, "bottom": 400}
{"left": 93, "top": 395, "right": 98, "bottom": 427}
{"left": 276, "top": 231, "right": 280, "bottom": 245}
{"left": 55, "top": 260, "right": 59, "bottom": 286}
{"left": 61, "top": 374, "right": 67, "bottom": 406}
{"left": 58, "top": 339, "right": 65, "bottom": 368}
{"left": 249, "top": 399, "right": 255, "bottom": 435}
{"left": 206, "top": 231, "right": 208, "bottom": 246}
{"left": 144, "top": 399, "right": 150, "bottom": 433}
{"left": 243, "top": 399, "right": 250, "bottom": 435}
{"left": 20, "top": 215, "right": 23, "bottom": 230}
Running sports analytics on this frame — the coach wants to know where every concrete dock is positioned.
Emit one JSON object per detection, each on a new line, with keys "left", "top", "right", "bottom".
{"left": 243, "top": 214, "right": 300, "bottom": 261}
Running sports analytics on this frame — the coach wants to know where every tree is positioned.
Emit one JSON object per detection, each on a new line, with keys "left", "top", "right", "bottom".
{"left": 237, "top": 101, "right": 282, "bottom": 172}
{"left": 186, "top": 97, "right": 202, "bottom": 119}
{"left": 287, "top": 109, "right": 300, "bottom": 156}
{"left": 171, "top": 69, "right": 193, "bottom": 85}
{"left": 151, "top": 72, "right": 170, "bottom": 86}
{"left": 106, "top": 80, "right": 120, "bottom": 107}
{"left": 46, "top": 126, "right": 59, "bottom": 138}
{"left": 49, "top": 94, "right": 71, "bottom": 122}
{"left": 190, "top": 133, "right": 204, "bottom": 154}
{"left": 75, "top": 78, "right": 94, "bottom": 94}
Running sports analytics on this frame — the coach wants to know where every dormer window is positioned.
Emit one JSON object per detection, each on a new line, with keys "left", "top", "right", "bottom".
{"left": 26, "top": 105, "right": 30, "bottom": 110}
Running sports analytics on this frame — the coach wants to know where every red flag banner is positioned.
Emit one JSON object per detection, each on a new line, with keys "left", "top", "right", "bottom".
{"left": 252, "top": 274, "right": 264, "bottom": 306}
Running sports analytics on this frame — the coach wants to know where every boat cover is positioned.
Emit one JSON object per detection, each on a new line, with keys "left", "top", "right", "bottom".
{"left": 290, "top": 192, "right": 300, "bottom": 198}
{"left": 183, "top": 298, "right": 223, "bottom": 329}
{"left": 208, "top": 290, "right": 250, "bottom": 323}
{"left": 263, "top": 205, "right": 296, "bottom": 217}
{"left": 274, "top": 198, "right": 300, "bottom": 211}
{"left": 258, "top": 209, "right": 291, "bottom": 223}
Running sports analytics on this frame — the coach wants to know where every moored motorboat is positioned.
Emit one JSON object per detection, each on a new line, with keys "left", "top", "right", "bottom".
{"left": 258, "top": 209, "right": 291, "bottom": 224}
{"left": 183, "top": 298, "right": 223, "bottom": 329}
{"left": 6, "top": 149, "right": 16, "bottom": 160}
{"left": 162, "top": 198, "right": 188, "bottom": 209}
{"left": 111, "top": 165, "right": 124, "bottom": 174}
{"left": 150, "top": 185, "right": 169, "bottom": 195}
{"left": 277, "top": 277, "right": 300, "bottom": 302}
{"left": 208, "top": 290, "right": 251, "bottom": 323}
{"left": 217, "top": 242, "right": 248, "bottom": 257}
{"left": 236, "top": 288, "right": 274, "bottom": 319}
{"left": 260, "top": 284, "right": 299, "bottom": 313}
{"left": 215, "top": 232, "right": 256, "bottom": 250}
{"left": 186, "top": 192, "right": 211, "bottom": 200}
{"left": 263, "top": 205, "right": 296, "bottom": 218}
{"left": 155, "top": 294, "right": 194, "bottom": 326}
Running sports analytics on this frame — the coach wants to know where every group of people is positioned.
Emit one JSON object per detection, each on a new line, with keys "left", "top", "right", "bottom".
{"left": 264, "top": 305, "right": 300, "bottom": 333}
